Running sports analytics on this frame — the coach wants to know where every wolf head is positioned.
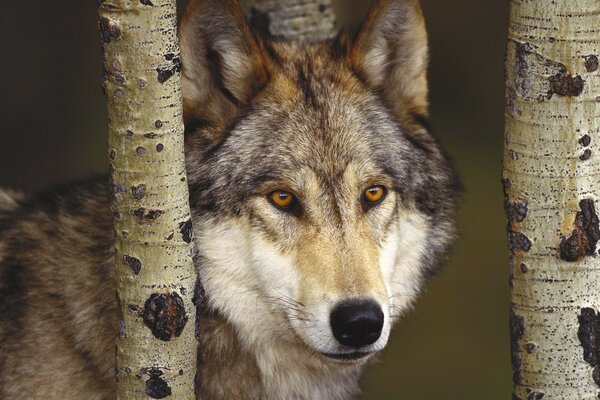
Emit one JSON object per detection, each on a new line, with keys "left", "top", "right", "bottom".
{"left": 180, "top": 0, "right": 458, "bottom": 365}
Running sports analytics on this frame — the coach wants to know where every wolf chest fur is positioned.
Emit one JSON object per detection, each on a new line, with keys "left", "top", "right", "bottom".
{"left": 0, "top": 0, "right": 459, "bottom": 399}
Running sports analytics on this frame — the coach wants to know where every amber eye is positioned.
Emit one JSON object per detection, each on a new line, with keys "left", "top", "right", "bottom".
{"left": 269, "top": 190, "right": 296, "bottom": 210}
{"left": 362, "top": 185, "right": 387, "bottom": 210}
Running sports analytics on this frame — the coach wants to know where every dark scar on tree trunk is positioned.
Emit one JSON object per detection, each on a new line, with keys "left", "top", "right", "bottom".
{"left": 156, "top": 56, "right": 182, "bottom": 84}
{"left": 508, "top": 231, "right": 532, "bottom": 254}
{"left": 578, "top": 308, "right": 600, "bottom": 387}
{"left": 131, "top": 208, "right": 164, "bottom": 223}
{"left": 99, "top": 18, "right": 121, "bottom": 44}
{"left": 131, "top": 184, "right": 146, "bottom": 200}
{"left": 123, "top": 254, "right": 142, "bottom": 275}
{"left": 503, "top": 179, "right": 531, "bottom": 254}
{"left": 178, "top": 219, "right": 193, "bottom": 244}
{"left": 580, "top": 134, "right": 592, "bottom": 147}
{"left": 510, "top": 310, "right": 525, "bottom": 385}
{"left": 549, "top": 71, "right": 584, "bottom": 97}
{"left": 585, "top": 55, "right": 599, "bottom": 72}
{"left": 505, "top": 199, "right": 528, "bottom": 223}
{"left": 143, "top": 368, "right": 172, "bottom": 399}
{"left": 560, "top": 199, "right": 600, "bottom": 262}
{"left": 142, "top": 292, "right": 188, "bottom": 341}
{"left": 527, "top": 392, "right": 545, "bottom": 400}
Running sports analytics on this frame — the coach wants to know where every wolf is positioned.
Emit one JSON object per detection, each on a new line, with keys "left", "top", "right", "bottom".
{"left": 0, "top": 0, "right": 459, "bottom": 399}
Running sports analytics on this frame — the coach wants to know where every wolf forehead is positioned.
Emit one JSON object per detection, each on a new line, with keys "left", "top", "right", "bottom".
{"left": 186, "top": 43, "right": 431, "bottom": 212}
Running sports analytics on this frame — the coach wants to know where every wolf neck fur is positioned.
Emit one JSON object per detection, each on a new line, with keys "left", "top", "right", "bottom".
{"left": 198, "top": 308, "right": 366, "bottom": 399}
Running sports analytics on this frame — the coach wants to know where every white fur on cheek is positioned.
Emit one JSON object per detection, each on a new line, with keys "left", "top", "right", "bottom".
{"left": 195, "top": 217, "right": 300, "bottom": 349}
{"left": 383, "top": 210, "right": 429, "bottom": 323}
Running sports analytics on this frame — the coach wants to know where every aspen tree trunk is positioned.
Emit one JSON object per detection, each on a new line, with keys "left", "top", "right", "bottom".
{"left": 98, "top": 1, "right": 197, "bottom": 399}
{"left": 240, "top": 0, "right": 337, "bottom": 42}
{"left": 505, "top": 1, "right": 600, "bottom": 398}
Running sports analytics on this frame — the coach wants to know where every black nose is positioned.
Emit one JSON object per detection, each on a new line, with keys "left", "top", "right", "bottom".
{"left": 330, "top": 299, "right": 384, "bottom": 347}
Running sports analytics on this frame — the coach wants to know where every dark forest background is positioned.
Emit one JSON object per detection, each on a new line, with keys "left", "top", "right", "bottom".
{"left": 0, "top": 1, "right": 510, "bottom": 398}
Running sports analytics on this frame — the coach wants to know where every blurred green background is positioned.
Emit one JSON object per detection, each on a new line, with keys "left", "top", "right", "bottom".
{"left": 0, "top": 0, "right": 510, "bottom": 398}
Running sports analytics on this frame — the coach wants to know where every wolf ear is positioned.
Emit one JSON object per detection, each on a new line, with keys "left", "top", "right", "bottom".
{"left": 350, "top": 0, "right": 429, "bottom": 117}
{"left": 180, "top": 0, "right": 270, "bottom": 127}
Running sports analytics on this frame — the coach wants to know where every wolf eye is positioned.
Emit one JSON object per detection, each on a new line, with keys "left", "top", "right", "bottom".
{"left": 269, "top": 190, "right": 297, "bottom": 211}
{"left": 362, "top": 185, "right": 387, "bottom": 210}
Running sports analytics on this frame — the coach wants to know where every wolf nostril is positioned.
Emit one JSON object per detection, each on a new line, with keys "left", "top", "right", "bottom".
{"left": 330, "top": 300, "right": 384, "bottom": 347}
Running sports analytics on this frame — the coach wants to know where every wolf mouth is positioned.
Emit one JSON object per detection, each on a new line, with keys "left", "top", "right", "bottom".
{"left": 321, "top": 352, "right": 373, "bottom": 363}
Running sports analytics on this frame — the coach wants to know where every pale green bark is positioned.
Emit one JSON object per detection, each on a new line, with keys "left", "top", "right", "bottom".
{"left": 240, "top": 0, "right": 337, "bottom": 42}
{"left": 98, "top": 0, "right": 197, "bottom": 399}
{"left": 505, "top": 1, "right": 600, "bottom": 398}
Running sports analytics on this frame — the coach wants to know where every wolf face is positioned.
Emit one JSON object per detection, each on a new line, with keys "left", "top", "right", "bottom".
{"left": 181, "top": 0, "right": 458, "bottom": 369}
{"left": 0, "top": 1, "right": 458, "bottom": 398}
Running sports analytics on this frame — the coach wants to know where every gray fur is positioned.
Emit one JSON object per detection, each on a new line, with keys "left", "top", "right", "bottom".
{"left": 0, "top": 1, "right": 459, "bottom": 399}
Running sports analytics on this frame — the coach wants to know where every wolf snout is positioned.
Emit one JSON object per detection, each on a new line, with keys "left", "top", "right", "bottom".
{"left": 330, "top": 299, "right": 384, "bottom": 347}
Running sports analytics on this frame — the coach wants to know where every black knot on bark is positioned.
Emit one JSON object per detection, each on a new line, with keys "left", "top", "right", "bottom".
{"left": 586, "top": 55, "right": 599, "bottom": 72}
{"left": 580, "top": 134, "right": 592, "bottom": 147}
{"left": 144, "top": 368, "right": 172, "bottom": 399}
{"left": 99, "top": 18, "right": 121, "bottom": 43}
{"left": 527, "top": 392, "right": 545, "bottom": 400}
{"left": 131, "top": 184, "right": 147, "bottom": 200}
{"left": 131, "top": 208, "right": 164, "bottom": 224}
{"left": 578, "top": 307, "right": 600, "bottom": 387}
{"left": 549, "top": 71, "right": 584, "bottom": 97}
{"left": 560, "top": 199, "right": 600, "bottom": 262}
{"left": 505, "top": 199, "right": 528, "bottom": 223}
{"left": 510, "top": 309, "right": 525, "bottom": 385}
{"left": 179, "top": 219, "right": 193, "bottom": 244}
{"left": 123, "top": 254, "right": 142, "bottom": 275}
{"left": 508, "top": 230, "right": 532, "bottom": 254}
{"left": 142, "top": 292, "right": 188, "bottom": 341}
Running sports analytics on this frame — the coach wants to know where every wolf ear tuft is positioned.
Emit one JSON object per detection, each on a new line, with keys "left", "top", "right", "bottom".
{"left": 350, "top": 0, "right": 429, "bottom": 117}
{"left": 180, "top": 0, "right": 270, "bottom": 126}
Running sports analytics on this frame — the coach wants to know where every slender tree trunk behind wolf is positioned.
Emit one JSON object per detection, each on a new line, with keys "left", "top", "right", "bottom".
{"left": 504, "top": 0, "right": 600, "bottom": 398}
{"left": 98, "top": 0, "right": 197, "bottom": 398}
{"left": 240, "top": 0, "right": 337, "bottom": 42}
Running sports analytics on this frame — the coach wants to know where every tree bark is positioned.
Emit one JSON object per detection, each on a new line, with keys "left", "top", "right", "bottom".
{"left": 98, "top": 1, "right": 197, "bottom": 399}
{"left": 240, "top": 0, "right": 337, "bottom": 42}
{"left": 505, "top": 1, "right": 600, "bottom": 398}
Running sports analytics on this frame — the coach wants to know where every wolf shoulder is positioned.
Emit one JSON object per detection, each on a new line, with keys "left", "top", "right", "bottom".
{"left": 0, "top": 177, "right": 117, "bottom": 400}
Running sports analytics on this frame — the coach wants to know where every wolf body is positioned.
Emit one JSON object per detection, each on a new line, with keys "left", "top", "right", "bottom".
{"left": 0, "top": 0, "right": 458, "bottom": 399}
